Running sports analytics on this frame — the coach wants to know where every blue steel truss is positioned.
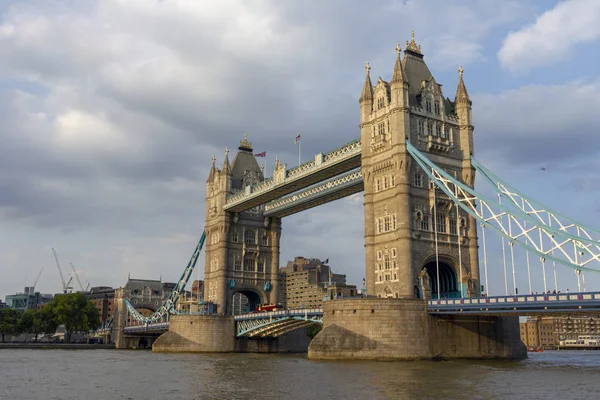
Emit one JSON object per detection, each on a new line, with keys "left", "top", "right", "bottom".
{"left": 234, "top": 309, "right": 323, "bottom": 337}
{"left": 125, "top": 231, "right": 206, "bottom": 324}
{"left": 406, "top": 141, "right": 600, "bottom": 273}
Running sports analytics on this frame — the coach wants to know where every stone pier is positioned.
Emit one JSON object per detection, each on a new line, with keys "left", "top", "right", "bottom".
{"left": 308, "top": 298, "right": 526, "bottom": 361}
{"left": 152, "top": 314, "right": 310, "bottom": 353}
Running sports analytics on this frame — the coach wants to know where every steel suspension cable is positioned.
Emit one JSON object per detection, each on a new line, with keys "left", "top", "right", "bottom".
{"left": 480, "top": 205, "right": 490, "bottom": 297}
{"left": 455, "top": 191, "right": 463, "bottom": 298}
{"left": 498, "top": 193, "right": 509, "bottom": 295}
{"left": 539, "top": 227, "right": 548, "bottom": 293}
{"left": 433, "top": 179, "right": 441, "bottom": 300}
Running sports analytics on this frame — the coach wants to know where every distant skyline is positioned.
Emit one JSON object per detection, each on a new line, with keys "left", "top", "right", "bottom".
{"left": 2, "top": 0, "right": 600, "bottom": 299}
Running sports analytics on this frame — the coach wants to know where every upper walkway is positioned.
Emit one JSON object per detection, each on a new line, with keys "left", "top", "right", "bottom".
{"left": 224, "top": 139, "right": 361, "bottom": 213}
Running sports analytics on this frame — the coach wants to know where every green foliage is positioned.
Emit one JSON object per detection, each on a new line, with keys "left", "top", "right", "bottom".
{"left": 0, "top": 308, "right": 19, "bottom": 342}
{"left": 0, "top": 293, "right": 100, "bottom": 343}
{"left": 307, "top": 324, "right": 322, "bottom": 340}
{"left": 45, "top": 293, "right": 100, "bottom": 342}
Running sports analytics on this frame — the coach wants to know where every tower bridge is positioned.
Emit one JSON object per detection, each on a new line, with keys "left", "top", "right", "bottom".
{"left": 111, "top": 32, "right": 600, "bottom": 360}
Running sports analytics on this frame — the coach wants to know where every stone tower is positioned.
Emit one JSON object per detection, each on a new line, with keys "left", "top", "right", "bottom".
{"left": 203, "top": 135, "right": 282, "bottom": 314}
{"left": 360, "top": 33, "right": 479, "bottom": 299}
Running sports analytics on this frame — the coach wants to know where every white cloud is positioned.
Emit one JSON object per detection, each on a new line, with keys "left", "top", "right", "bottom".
{"left": 498, "top": 0, "right": 600, "bottom": 72}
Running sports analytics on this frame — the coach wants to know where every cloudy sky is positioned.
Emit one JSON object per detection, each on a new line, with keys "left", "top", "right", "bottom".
{"left": 2, "top": 0, "right": 600, "bottom": 300}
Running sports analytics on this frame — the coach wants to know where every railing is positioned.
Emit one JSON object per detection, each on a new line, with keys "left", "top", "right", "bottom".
{"left": 233, "top": 308, "right": 323, "bottom": 321}
{"left": 224, "top": 139, "right": 361, "bottom": 209}
{"left": 427, "top": 292, "right": 600, "bottom": 314}
{"left": 123, "top": 322, "right": 170, "bottom": 333}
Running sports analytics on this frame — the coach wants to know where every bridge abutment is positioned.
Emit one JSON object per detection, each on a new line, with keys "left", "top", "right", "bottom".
{"left": 308, "top": 298, "right": 526, "bottom": 361}
{"left": 152, "top": 314, "right": 310, "bottom": 353}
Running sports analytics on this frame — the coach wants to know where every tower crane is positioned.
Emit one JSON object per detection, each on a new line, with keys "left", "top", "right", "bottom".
{"left": 70, "top": 262, "right": 85, "bottom": 292}
{"left": 51, "top": 248, "right": 73, "bottom": 294}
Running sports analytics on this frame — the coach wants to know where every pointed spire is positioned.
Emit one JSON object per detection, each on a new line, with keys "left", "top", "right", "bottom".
{"left": 238, "top": 133, "right": 253, "bottom": 152}
{"left": 359, "top": 61, "right": 374, "bottom": 103}
{"left": 207, "top": 155, "right": 216, "bottom": 182}
{"left": 455, "top": 65, "right": 471, "bottom": 104}
{"left": 391, "top": 43, "right": 407, "bottom": 84}
{"left": 222, "top": 147, "right": 230, "bottom": 173}
{"left": 405, "top": 31, "right": 422, "bottom": 55}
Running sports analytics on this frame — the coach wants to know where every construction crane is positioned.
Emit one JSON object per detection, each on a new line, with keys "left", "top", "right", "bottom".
{"left": 70, "top": 262, "right": 85, "bottom": 292}
{"left": 51, "top": 248, "right": 73, "bottom": 294}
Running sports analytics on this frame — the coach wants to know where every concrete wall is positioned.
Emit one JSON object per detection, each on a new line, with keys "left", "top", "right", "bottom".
{"left": 153, "top": 315, "right": 311, "bottom": 353}
{"left": 308, "top": 298, "right": 526, "bottom": 361}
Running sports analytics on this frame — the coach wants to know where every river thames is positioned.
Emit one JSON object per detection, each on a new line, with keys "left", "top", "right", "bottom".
{"left": 1, "top": 350, "right": 599, "bottom": 399}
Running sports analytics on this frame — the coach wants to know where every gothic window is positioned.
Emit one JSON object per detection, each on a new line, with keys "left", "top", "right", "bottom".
{"left": 426, "top": 99, "right": 432, "bottom": 113}
{"left": 436, "top": 213, "right": 447, "bottom": 233}
{"left": 436, "top": 123, "right": 442, "bottom": 136}
{"left": 376, "top": 178, "right": 381, "bottom": 192}
{"left": 390, "top": 175, "right": 396, "bottom": 187}
{"left": 384, "top": 256, "right": 390, "bottom": 270}
{"left": 385, "top": 274, "right": 390, "bottom": 281}
{"left": 257, "top": 258, "right": 265, "bottom": 273}
{"left": 414, "top": 172, "right": 423, "bottom": 187}
{"left": 383, "top": 176, "right": 389, "bottom": 189}
{"left": 384, "top": 216, "right": 391, "bottom": 232}
{"left": 234, "top": 255, "right": 242, "bottom": 271}
{"left": 378, "top": 122, "right": 385, "bottom": 135}
{"left": 377, "top": 263, "right": 382, "bottom": 271}
{"left": 417, "top": 120, "right": 425, "bottom": 135}
{"left": 377, "top": 97, "right": 385, "bottom": 109}
{"left": 231, "top": 230, "right": 239, "bottom": 243}
{"left": 377, "top": 218, "right": 383, "bottom": 234}
{"left": 244, "top": 229, "right": 256, "bottom": 244}
{"left": 243, "top": 256, "right": 255, "bottom": 272}
{"left": 442, "top": 126, "right": 449, "bottom": 139}
{"left": 211, "top": 259, "right": 218, "bottom": 272}
{"left": 377, "top": 251, "right": 382, "bottom": 260}
{"left": 420, "top": 216, "right": 430, "bottom": 231}
{"left": 261, "top": 234, "right": 268, "bottom": 246}
{"left": 392, "top": 261, "right": 397, "bottom": 269}
{"left": 391, "top": 214, "right": 397, "bottom": 230}
{"left": 393, "top": 273, "right": 397, "bottom": 280}
{"left": 450, "top": 218, "right": 457, "bottom": 235}
{"left": 387, "top": 119, "right": 390, "bottom": 133}
{"left": 379, "top": 275, "right": 382, "bottom": 282}
{"left": 428, "top": 121, "right": 434, "bottom": 135}
{"left": 211, "top": 232, "right": 219, "bottom": 245}
{"left": 391, "top": 248, "right": 397, "bottom": 258}
{"left": 434, "top": 101, "right": 440, "bottom": 115}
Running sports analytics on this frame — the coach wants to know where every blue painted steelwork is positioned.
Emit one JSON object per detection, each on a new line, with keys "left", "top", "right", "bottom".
{"left": 263, "top": 169, "right": 363, "bottom": 216}
{"left": 234, "top": 308, "right": 323, "bottom": 337}
{"left": 125, "top": 231, "right": 206, "bottom": 324}
{"left": 224, "top": 139, "right": 361, "bottom": 211}
{"left": 405, "top": 141, "right": 600, "bottom": 272}
{"left": 427, "top": 292, "right": 600, "bottom": 315}
{"left": 123, "top": 322, "right": 170, "bottom": 334}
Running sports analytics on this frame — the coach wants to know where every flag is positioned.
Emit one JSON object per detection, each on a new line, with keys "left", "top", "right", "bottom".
{"left": 255, "top": 151, "right": 266, "bottom": 157}
{"left": 324, "top": 258, "right": 329, "bottom": 264}
{"left": 294, "top": 134, "right": 301, "bottom": 144}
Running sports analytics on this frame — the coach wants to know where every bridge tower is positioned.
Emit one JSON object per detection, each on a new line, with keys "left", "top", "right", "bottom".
{"left": 360, "top": 33, "right": 479, "bottom": 300}
{"left": 204, "top": 135, "right": 281, "bottom": 314}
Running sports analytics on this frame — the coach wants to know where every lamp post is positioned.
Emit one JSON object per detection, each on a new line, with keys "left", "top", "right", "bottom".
{"left": 362, "top": 278, "right": 366, "bottom": 298}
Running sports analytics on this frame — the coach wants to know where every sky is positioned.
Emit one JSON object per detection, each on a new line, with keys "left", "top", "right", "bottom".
{"left": 2, "top": 0, "right": 600, "bottom": 299}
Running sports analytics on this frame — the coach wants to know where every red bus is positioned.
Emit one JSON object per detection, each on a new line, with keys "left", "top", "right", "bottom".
{"left": 256, "top": 304, "right": 283, "bottom": 312}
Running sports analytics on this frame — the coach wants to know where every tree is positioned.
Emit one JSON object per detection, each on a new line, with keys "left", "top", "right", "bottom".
{"left": 48, "top": 293, "right": 100, "bottom": 342}
{"left": 0, "top": 308, "right": 19, "bottom": 343}
{"left": 19, "top": 309, "right": 44, "bottom": 342}
{"left": 39, "top": 305, "right": 59, "bottom": 340}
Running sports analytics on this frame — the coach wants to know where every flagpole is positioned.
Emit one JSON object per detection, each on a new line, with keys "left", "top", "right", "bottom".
{"left": 298, "top": 136, "right": 301, "bottom": 166}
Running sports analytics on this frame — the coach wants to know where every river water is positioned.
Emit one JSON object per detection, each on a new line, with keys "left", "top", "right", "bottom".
{"left": 1, "top": 350, "right": 599, "bottom": 400}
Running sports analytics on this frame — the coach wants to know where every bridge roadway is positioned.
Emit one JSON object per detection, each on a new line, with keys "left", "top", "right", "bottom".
{"left": 121, "top": 292, "right": 600, "bottom": 336}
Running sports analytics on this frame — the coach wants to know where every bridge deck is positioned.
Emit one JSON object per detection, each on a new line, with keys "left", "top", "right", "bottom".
{"left": 427, "top": 292, "right": 600, "bottom": 316}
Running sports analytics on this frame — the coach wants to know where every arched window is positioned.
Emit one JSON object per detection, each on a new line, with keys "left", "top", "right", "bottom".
{"left": 257, "top": 258, "right": 265, "bottom": 273}
{"left": 231, "top": 230, "right": 239, "bottom": 243}
{"left": 244, "top": 229, "right": 256, "bottom": 244}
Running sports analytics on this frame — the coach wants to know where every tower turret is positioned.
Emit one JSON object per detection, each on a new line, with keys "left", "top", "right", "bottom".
{"left": 455, "top": 65, "right": 474, "bottom": 161}
{"left": 390, "top": 43, "right": 409, "bottom": 109}
{"left": 359, "top": 62, "right": 374, "bottom": 123}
